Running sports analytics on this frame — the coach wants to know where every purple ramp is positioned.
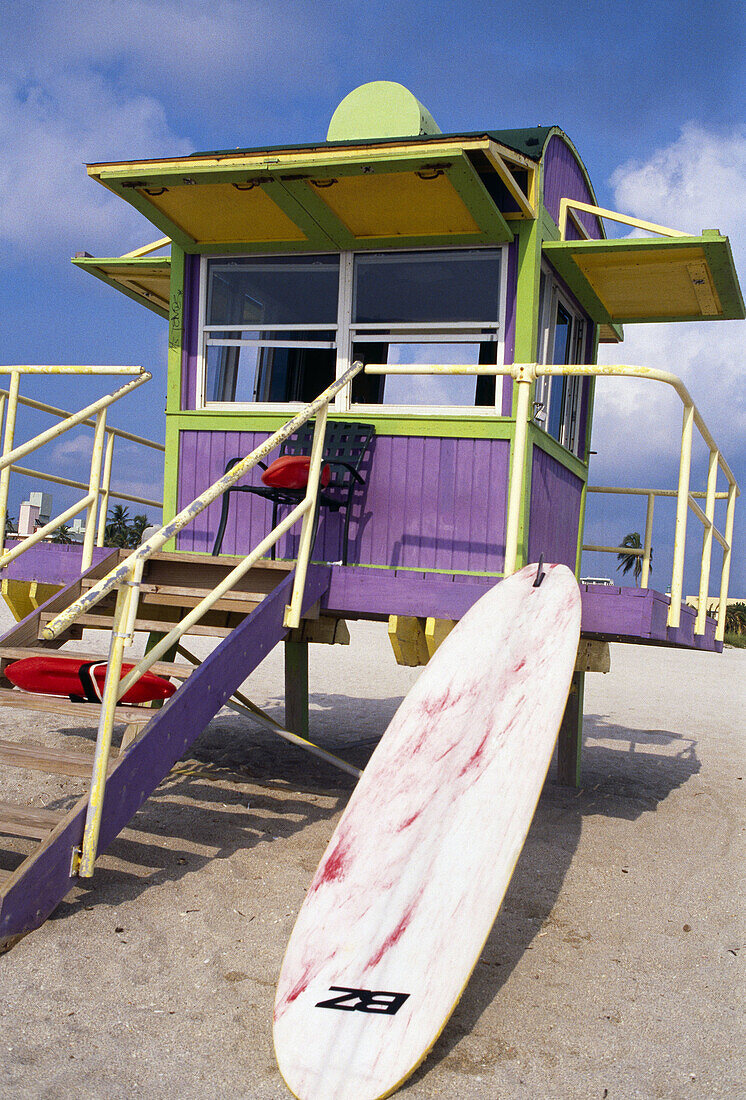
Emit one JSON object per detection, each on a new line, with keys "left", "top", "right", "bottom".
{"left": 0, "top": 564, "right": 331, "bottom": 941}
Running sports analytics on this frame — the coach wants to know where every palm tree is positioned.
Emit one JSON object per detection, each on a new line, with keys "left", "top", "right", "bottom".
{"left": 104, "top": 504, "right": 132, "bottom": 548}
{"left": 127, "top": 513, "right": 150, "bottom": 547}
{"left": 51, "top": 524, "right": 74, "bottom": 544}
{"left": 616, "top": 531, "right": 652, "bottom": 587}
{"left": 725, "top": 602, "right": 746, "bottom": 635}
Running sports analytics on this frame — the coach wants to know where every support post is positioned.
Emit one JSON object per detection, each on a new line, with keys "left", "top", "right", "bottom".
{"left": 284, "top": 637, "right": 309, "bottom": 739}
{"left": 557, "top": 671, "right": 584, "bottom": 787}
{"left": 0, "top": 372, "right": 20, "bottom": 556}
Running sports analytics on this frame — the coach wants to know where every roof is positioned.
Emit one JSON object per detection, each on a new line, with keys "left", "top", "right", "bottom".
{"left": 183, "top": 127, "right": 556, "bottom": 165}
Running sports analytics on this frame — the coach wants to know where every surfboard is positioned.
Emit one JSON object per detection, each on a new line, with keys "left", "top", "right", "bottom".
{"left": 273, "top": 562, "right": 582, "bottom": 1100}
{"left": 5, "top": 656, "right": 176, "bottom": 705}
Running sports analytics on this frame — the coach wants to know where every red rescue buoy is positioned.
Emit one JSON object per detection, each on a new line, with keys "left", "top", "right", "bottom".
{"left": 261, "top": 454, "right": 331, "bottom": 490}
{"left": 5, "top": 656, "right": 176, "bottom": 705}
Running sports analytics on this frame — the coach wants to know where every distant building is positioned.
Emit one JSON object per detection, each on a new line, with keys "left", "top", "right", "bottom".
{"left": 18, "top": 491, "right": 52, "bottom": 536}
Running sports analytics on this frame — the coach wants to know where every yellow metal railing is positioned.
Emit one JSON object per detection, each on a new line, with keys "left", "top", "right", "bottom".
{"left": 42, "top": 361, "right": 363, "bottom": 878}
{"left": 365, "top": 360, "right": 738, "bottom": 642}
{"left": 0, "top": 366, "right": 162, "bottom": 571}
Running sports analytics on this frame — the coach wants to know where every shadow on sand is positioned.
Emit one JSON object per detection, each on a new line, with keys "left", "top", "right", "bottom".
{"left": 41, "top": 695, "right": 701, "bottom": 1084}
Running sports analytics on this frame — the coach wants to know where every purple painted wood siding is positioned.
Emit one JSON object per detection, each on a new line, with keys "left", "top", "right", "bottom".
{"left": 543, "top": 136, "right": 601, "bottom": 239}
{"left": 177, "top": 431, "right": 510, "bottom": 573}
{"left": 322, "top": 569, "right": 721, "bottom": 651}
{"left": 527, "top": 445, "right": 584, "bottom": 569}
{"left": 181, "top": 253, "right": 200, "bottom": 410}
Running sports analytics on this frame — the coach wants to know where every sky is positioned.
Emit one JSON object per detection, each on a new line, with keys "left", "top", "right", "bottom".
{"left": 0, "top": 0, "right": 744, "bottom": 595}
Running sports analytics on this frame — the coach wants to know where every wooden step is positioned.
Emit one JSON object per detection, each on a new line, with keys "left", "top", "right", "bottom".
{"left": 145, "top": 550, "right": 293, "bottom": 570}
{"left": 0, "top": 646, "right": 194, "bottom": 681}
{"left": 0, "top": 739, "right": 111, "bottom": 778}
{"left": 0, "top": 801, "right": 63, "bottom": 840}
{"left": 39, "top": 612, "right": 236, "bottom": 639}
{"left": 80, "top": 580, "right": 263, "bottom": 615}
{"left": 0, "top": 687, "right": 157, "bottom": 725}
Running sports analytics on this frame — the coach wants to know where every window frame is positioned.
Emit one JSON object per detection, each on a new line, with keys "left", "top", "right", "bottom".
{"left": 534, "top": 269, "right": 587, "bottom": 457}
{"left": 196, "top": 245, "right": 509, "bottom": 416}
{"left": 197, "top": 252, "right": 341, "bottom": 411}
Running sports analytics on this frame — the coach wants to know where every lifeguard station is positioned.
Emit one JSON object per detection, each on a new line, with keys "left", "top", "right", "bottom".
{"left": 0, "top": 82, "right": 741, "bottom": 947}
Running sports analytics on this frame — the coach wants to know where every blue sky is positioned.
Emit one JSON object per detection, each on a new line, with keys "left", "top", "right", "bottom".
{"left": 0, "top": 0, "right": 744, "bottom": 593}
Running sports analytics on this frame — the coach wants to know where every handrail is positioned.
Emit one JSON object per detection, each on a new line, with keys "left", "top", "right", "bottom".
{"left": 365, "top": 360, "right": 738, "bottom": 641}
{"left": 0, "top": 369, "right": 153, "bottom": 570}
{"left": 60, "top": 361, "right": 363, "bottom": 878}
{"left": 43, "top": 361, "right": 364, "bottom": 640}
{"left": 0, "top": 388, "right": 165, "bottom": 451}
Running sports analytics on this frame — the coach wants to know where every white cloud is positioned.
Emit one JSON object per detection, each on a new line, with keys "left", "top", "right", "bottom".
{"left": 593, "top": 123, "right": 746, "bottom": 590}
{"left": 596, "top": 124, "right": 746, "bottom": 486}
{"left": 0, "top": 71, "right": 191, "bottom": 255}
{"left": 609, "top": 122, "right": 746, "bottom": 236}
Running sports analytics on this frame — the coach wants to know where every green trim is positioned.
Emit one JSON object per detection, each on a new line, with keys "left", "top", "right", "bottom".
{"left": 107, "top": 183, "right": 198, "bottom": 251}
{"left": 167, "top": 245, "right": 185, "bottom": 415}
{"left": 161, "top": 416, "right": 180, "bottom": 546}
{"left": 543, "top": 233, "right": 745, "bottom": 323}
{"left": 528, "top": 425, "right": 589, "bottom": 481}
{"left": 445, "top": 157, "right": 513, "bottom": 242}
{"left": 260, "top": 180, "right": 338, "bottom": 248}
{"left": 96, "top": 147, "right": 506, "bottom": 187}
{"left": 518, "top": 436, "right": 533, "bottom": 568}
{"left": 183, "top": 233, "right": 497, "bottom": 255}
{"left": 71, "top": 257, "right": 170, "bottom": 318}
{"left": 274, "top": 179, "right": 351, "bottom": 248}
{"left": 166, "top": 409, "right": 516, "bottom": 440}
{"left": 322, "top": 560, "right": 505, "bottom": 578}
{"left": 514, "top": 219, "right": 543, "bottom": 363}
{"left": 163, "top": 247, "right": 185, "bottom": 541}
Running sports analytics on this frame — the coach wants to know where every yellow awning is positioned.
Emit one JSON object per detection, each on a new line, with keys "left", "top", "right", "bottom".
{"left": 72, "top": 256, "right": 171, "bottom": 318}
{"left": 543, "top": 232, "right": 744, "bottom": 323}
{"left": 86, "top": 139, "right": 522, "bottom": 252}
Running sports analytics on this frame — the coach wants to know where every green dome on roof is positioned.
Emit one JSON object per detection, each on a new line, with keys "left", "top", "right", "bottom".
{"left": 327, "top": 81, "right": 442, "bottom": 142}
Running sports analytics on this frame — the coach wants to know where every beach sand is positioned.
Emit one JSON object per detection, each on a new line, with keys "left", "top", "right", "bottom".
{"left": 0, "top": 612, "right": 743, "bottom": 1099}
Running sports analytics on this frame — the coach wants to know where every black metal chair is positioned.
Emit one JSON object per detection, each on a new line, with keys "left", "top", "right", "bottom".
{"left": 211, "top": 420, "right": 374, "bottom": 564}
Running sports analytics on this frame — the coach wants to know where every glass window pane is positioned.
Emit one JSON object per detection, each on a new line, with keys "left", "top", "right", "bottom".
{"left": 205, "top": 343, "right": 260, "bottom": 402}
{"left": 353, "top": 250, "right": 501, "bottom": 324}
{"left": 354, "top": 343, "right": 481, "bottom": 406}
{"left": 551, "top": 303, "right": 572, "bottom": 363}
{"left": 206, "top": 255, "right": 339, "bottom": 326}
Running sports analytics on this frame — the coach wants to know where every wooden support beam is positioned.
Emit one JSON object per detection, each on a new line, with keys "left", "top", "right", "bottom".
{"left": 0, "top": 801, "right": 63, "bottom": 840}
{"left": 388, "top": 616, "right": 430, "bottom": 667}
{"left": 557, "top": 671, "right": 584, "bottom": 788}
{"left": 424, "top": 617, "right": 457, "bottom": 659}
{"left": 284, "top": 638, "right": 309, "bottom": 739}
{"left": 575, "top": 638, "right": 611, "bottom": 673}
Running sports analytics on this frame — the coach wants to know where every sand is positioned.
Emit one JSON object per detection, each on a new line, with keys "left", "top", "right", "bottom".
{"left": 0, "top": 613, "right": 743, "bottom": 1100}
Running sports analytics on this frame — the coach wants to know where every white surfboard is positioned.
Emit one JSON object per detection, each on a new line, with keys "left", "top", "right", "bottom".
{"left": 274, "top": 562, "right": 582, "bottom": 1100}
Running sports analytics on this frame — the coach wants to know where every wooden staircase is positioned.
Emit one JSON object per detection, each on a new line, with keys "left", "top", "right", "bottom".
{"left": 0, "top": 548, "right": 331, "bottom": 949}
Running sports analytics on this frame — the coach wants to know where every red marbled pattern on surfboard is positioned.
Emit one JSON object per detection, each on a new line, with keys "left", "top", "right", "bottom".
{"left": 274, "top": 563, "right": 581, "bottom": 1100}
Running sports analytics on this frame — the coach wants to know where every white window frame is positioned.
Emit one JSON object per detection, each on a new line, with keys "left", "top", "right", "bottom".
{"left": 196, "top": 245, "right": 508, "bottom": 417}
{"left": 196, "top": 251, "right": 341, "bottom": 412}
{"left": 534, "top": 268, "right": 586, "bottom": 456}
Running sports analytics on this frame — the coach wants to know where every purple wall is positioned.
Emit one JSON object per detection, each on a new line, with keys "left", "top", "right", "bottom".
{"left": 527, "top": 445, "right": 584, "bottom": 569}
{"left": 542, "top": 136, "right": 601, "bottom": 239}
{"left": 177, "top": 431, "right": 511, "bottom": 573}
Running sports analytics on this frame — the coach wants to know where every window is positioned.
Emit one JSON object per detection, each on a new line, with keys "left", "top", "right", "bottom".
{"left": 534, "top": 273, "right": 587, "bottom": 456}
{"left": 202, "top": 255, "right": 339, "bottom": 405}
{"left": 198, "top": 247, "right": 506, "bottom": 412}
{"left": 349, "top": 249, "right": 503, "bottom": 409}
